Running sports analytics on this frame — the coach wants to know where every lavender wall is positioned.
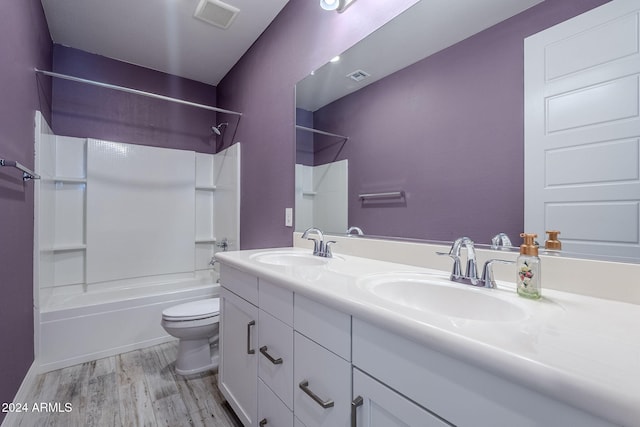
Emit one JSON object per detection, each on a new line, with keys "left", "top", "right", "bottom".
{"left": 0, "top": 0, "right": 52, "bottom": 420}
{"left": 217, "top": 0, "right": 418, "bottom": 249}
{"left": 52, "top": 45, "right": 219, "bottom": 153}
{"left": 222, "top": 0, "right": 611, "bottom": 247}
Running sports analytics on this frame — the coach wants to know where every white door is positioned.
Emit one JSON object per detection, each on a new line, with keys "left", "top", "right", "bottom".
{"left": 524, "top": 0, "right": 640, "bottom": 258}
{"left": 219, "top": 286, "right": 258, "bottom": 427}
{"left": 352, "top": 368, "right": 450, "bottom": 427}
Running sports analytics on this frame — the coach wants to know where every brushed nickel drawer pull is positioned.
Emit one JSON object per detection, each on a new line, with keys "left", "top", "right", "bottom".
{"left": 351, "top": 396, "right": 363, "bottom": 427}
{"left": 247, "top": 320, "right": 256, "bottom": 355}
{"left": 259, "top": 419, "right": 267, "bottom": 426}
{"left": 259, "top": 346, "right": 283, "bottom": 365}
{"left": 299, "top": 380, "right": 334, "bottom": 409}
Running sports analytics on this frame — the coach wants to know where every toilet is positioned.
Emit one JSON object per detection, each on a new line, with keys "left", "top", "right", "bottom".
{"left": 161, "top": 298, "right": 220, "bottom": 375}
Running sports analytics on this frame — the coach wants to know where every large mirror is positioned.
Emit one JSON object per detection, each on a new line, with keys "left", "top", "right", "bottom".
{"left": 295, "top": 0, "right": 639, "bottom": 262}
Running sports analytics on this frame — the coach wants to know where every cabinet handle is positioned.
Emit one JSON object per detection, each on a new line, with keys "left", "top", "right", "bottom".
{"left": 298, "top": 380, "right": 334, "bottom": 409}
{"left": 259, "top": 419, "right": 267, "bottom": 426}
{"left": 351, "top": 396, "right": 363, "bottom": 427}
{"left": 259, "top": 346, "right": 283, "bottom": 365}
{"left": 247, "top": 320, "right": 256, "bottom": 355}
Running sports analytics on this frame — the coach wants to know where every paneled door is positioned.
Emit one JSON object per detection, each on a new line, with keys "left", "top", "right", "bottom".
{"left": 524, "top": 0, "right": 640, "bottom": 258}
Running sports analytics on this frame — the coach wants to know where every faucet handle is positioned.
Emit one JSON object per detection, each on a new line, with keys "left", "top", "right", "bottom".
{"left": 306, "top": 237, "right": 322, "bottom": 255}
{"left": 480, "top": 259, "right": 515, "bottom": 288}
{"left": 436, "top": 251, "right": 462, "bottom": 279}
{"left": 322, "top": 241, "right": 337, "bottom": 258}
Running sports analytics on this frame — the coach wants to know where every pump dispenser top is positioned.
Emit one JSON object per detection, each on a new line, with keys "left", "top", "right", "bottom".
{"left": 545, "top": 230, "right": 562, "bottom": 250}
{"left": 520, "top": 233, "right": 538, "bottom": 256}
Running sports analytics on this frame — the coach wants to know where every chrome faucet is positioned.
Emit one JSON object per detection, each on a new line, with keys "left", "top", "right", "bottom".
{"left": 491, "top": 232, "right": 512, "bottom": 250}
{"left": 437, "top": 237, "right": 479, "bottom": 286}
{"left": 439, "top": 237, "right": 516, "bottom": 288}
{"left": 346, "top": 226, "right": 364, "bottom": 236}
{"left": 301, "top": 227, "right": 335, "bottom": 258}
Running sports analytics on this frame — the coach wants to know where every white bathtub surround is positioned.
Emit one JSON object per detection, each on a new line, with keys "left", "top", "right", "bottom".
{"left": 217, "top": 247, "right": 640, "bottom": 426}
{"left": 33, "top": 111, "right": 241, "bottom": 372}
{"left": 86, "top": 139, "right": 196, "bottom": 283}
{"left": 293, "top": 232, "right": 640, "bottom": 305}
{"left": 295, "top": 160, "right": 348, "bottom": 232}
{"left": 38, "top": 276, "right": 219, "bottom": 373}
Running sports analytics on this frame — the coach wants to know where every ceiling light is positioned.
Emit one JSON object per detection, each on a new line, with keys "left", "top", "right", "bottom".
{"left": 320, "top": 0, "right": 357, "bottom": 13}
{"left": 330, "top": 55, "right": 341, "bottom": 63}
{"left": 320, "top": 0, "right": 340, "bottom": 11}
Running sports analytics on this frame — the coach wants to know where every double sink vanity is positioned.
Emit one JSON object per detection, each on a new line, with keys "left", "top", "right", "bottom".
{"left": 215, "top": 237, "right": 639, "bottom": 427}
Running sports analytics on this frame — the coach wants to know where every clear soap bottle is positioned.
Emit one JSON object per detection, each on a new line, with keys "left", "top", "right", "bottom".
{"left": 517, "top": 233, "right": 541, "bottom": 299}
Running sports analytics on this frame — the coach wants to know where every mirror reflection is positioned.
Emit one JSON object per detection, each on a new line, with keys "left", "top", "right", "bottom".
{"left": 295, "top": 0, "right": 639, "bottom": 261}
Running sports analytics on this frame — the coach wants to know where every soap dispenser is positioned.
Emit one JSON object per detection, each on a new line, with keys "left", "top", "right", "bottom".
{"left": 517, "top": 233, "right": 541, "bottom": 299}
{"left": 545, "top": 230, "right": 562, "bottom": 252}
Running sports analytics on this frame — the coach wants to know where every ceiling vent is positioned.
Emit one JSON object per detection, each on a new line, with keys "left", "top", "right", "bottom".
{"left": 347, "top": 69, "right": 370, "bottom": 82}
{"left": 194, "top": 0, "right": 240, "bottom": 30}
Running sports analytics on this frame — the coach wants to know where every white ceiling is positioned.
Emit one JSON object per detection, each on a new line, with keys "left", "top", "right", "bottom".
{"left": 40, "top": 0, "right": 290, "bottom": 86}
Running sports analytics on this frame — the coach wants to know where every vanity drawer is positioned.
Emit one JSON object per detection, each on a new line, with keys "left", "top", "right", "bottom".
{"left": 258, "top": 309, "right": 294, "bottom": 409}
{"left": 220, "top": 264, "right": 258, "bottom": 305}
{"left": 258, "top": 378, "right": 293, "bottom": 427}
{"left": 294, "top": 294, "right": 351, "bottom": 361}
{"left": 294, "top": 332, "right": 350, "bottom": 427}
{"left": 259, "top": 278, "right": 293, "bottom": 326}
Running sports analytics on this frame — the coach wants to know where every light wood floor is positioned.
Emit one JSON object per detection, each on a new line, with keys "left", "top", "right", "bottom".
{"left": 15, "top": 341, "right": 243, "bottom": 427}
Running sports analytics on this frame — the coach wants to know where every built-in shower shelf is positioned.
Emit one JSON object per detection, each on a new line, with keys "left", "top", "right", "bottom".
{"left": 195, "top": 185, "right": 216, "bottom": 191}
{"left": 195, "top": 238, "right": 216, "bottom": 244}
{"left": 54, "top": 176, "right": 87, "bottom": 183}
{"left": 46, "top": 244, "right": 87, "bottom": 252}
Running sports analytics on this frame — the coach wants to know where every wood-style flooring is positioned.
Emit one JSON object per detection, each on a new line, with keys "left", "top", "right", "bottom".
{"left": 14, "top": 341, "right": 243, "bottom": 427}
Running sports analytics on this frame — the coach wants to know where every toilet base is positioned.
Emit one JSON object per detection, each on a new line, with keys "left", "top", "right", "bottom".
{"left": 174, "top": 338, "right": 219, "bottom": 376}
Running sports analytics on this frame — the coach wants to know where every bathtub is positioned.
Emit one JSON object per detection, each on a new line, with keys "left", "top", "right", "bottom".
{"left": 37, "top": 273, "right": 219, "bottom": 373}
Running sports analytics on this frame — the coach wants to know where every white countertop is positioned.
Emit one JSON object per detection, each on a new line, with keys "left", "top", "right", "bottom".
{"left": 216, "top": 247, "right": 640, "bottom": 426}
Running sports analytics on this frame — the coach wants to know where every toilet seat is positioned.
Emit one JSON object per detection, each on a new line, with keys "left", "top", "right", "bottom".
{"left": 162, "top": 298, "right": 220, "bottom": 322}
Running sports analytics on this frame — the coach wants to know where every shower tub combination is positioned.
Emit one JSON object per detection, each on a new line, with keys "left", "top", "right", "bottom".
{"left": 38, "top": 275, "right": 219, "bottom": 372}
{"left": 34, "top": 113, "right": 240, "bottom": 372}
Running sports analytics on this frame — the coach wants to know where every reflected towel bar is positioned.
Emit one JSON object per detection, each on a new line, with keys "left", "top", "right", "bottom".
{"left": 0, "top": 159, "right": 40, "bottom": 181}
{"left": 358, "top": 191, "right": 404, "bottom": 200}
{"left": 35, "top": 68, "right": 243, "bottom": 116}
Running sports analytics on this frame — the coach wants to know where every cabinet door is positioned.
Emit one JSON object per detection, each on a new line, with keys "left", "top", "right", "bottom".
{"left": 294, "top": 332, "right": 350, "bottom": 427}
{"left": 258, "top": 378, "right": 294, "bottom": 427}
{"left": 219, "top": 286, "right": 259, "bottom": 427}
{"left": 259, "top": 309, "right": 294, "bottom": 409}
{"left": 352, "top": 369, "right": 450, "bottom": 427}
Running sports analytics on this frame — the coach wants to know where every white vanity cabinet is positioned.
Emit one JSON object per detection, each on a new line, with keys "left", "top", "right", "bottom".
{"left": 294, "top": 294, "right": 352, "bottom": 427}
{"left": 352, "top": 318, "right": 614, "bottom": 427}
{"left": 219, "top": 287, "right": 259, "bottom": 426}
{"left": 219, "top": 266, "right": 259, "bottom": 427}
{"left": 352, "top": 368, "right": 450, "bottom": 427}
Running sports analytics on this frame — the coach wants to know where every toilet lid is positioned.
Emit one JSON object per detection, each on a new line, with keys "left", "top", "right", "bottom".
{"left": 162, "top": 298, "right": 220, "bottom": 321}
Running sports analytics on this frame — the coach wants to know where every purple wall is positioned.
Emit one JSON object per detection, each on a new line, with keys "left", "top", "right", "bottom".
{"left": 52, "top": 45, "right": 219, "bottom": 153}
{"left": 222, "top": 0, "right": 612, "bottom": 247}
{"left": 217, "top": 0, "right": 418, "bottom": 249}
{"left": 0, "top": 0, "right": 52, "bottom": 420}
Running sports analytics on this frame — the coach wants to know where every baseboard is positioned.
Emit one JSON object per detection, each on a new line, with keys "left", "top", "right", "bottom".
{"left": 1, "top": 361, "right": 39, "bottom": 427}
{"left": 38, "top": 335, "right": 176, "bottom": 374}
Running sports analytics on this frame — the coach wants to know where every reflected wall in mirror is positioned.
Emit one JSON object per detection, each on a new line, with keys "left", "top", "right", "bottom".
{"left": 295, "top": 0, "right": 636, "bottom": 261}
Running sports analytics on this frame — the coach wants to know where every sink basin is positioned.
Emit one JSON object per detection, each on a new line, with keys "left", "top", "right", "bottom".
{"left": 359, "top": 273, "right": 527, "bottom": 322}
{"left": 250, "top": 251, "right": 330, "bottom": 266}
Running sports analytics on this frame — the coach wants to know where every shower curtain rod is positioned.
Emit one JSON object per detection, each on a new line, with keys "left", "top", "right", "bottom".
{"left": 35, "top": 68, "right": 242, "bottom": 116}
{"left": 296, "top": 125, "right": 349, "bottom": 140}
